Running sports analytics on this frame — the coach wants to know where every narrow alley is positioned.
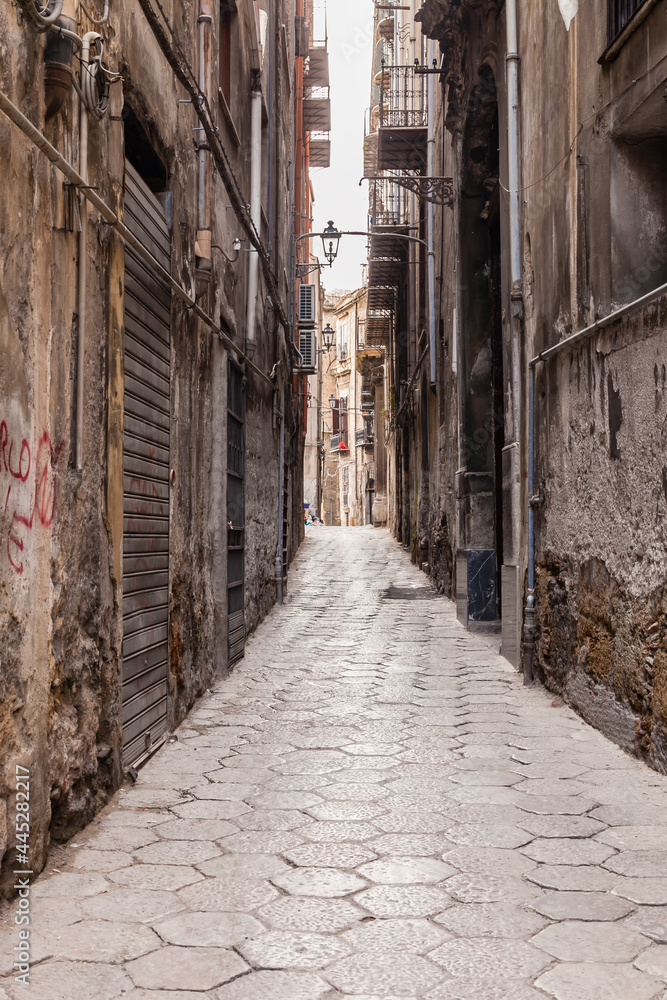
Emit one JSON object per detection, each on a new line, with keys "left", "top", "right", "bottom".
{"left": 3, "top": 528, "right": 667, "bottom": 1000}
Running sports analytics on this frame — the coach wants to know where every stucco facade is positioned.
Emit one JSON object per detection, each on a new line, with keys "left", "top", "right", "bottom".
{"left": 309, "top": 287, "right": 388, "bottom": 528}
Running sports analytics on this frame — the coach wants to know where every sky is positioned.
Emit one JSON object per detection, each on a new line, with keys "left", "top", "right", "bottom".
{"left": 310, "top": 1, "right": 373, "bottom": 294}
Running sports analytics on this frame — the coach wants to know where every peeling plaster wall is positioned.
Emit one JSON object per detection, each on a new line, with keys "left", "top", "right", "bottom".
{"left": 411, "top": 0, "right": 667, "bottom": 763}
{"left": 534, "top": 304, "right": 667, "bottom": 769}
{"left": 521, "top": 0, "right": 667, "bottom": 765}
{"left": 0, "top": 0, "right": 299, "bottom": 895}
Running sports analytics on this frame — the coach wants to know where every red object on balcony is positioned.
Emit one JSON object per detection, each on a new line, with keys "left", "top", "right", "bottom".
{"left": 339, "top": 441, "right": 348, "bottom": 450}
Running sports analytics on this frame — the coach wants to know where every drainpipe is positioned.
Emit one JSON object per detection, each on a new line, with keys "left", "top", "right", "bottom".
{"left": 506, "top": 0, "right": 521, "bottom": 295}
{"left": 246, "top": 84, "right": 263, "bottom": 359}
{"left": 44, "top": 0, "right": 76, "bottom": 118}
{"left": 427, "top": 39, "right": 437, "bottom": 386}
{"left": 76, "top": 32, "right": 96, "bottom": 473}
{"left": 276, "top": 411, "right": 285, "bottom": 604}
{"left": 267, "top": 0, "right": 275, "bottom": 254}
{"left": 195, "top": 0, "right": 212, "bottom": 297}
{"left": 524, "top": 363, "right": 536, "bottom": 682}
{"left": 505, "top": 0, "right": 528, "bottom": 676}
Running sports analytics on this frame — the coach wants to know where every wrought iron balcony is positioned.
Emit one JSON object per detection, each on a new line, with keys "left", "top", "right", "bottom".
{"left": 377, "top": 64, "right": 427, "bottom": 172}
{"left": 366, "top": 306, "right": 393, "bottom": 344}
{"left": 303, "top": 87, "right": 331, "bottom": 131}
{"left": 330, "top": 431, "right": 349, "bottom": 451}
{"left": 309, "top": 131, "right": 331, "bottom": 168}
{"left": 356, "top": 428, "right": 375, "bottom": 448}
{"left": 368, "top": 174, "right": 410, "bottom": 228}
{"left": 304, "top": 43, "right": 329, "bottom": 88}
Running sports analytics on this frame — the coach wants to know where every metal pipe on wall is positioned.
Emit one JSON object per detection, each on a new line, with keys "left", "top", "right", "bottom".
{"left": 0, "top": 87, "right": 276, "bottom": 387}
{"left": 76, "top": 33, "right": 94, "bottom": 473}
{"left": 505, "top": 0, "right": 523, "bottom": 487}
{"left": 276, "top": 413, "right": 285, "bottom": 604}
{"left": 246, "top": 86, "right": 263, "bottom": 358}
{"left": 426, "top": 37, "right": 436, "bottom": 386}
{"left": 505, "top": 0, "right": 521, "bottom": 294}
{"left": 195, "top": 0, "right": 213, "bottom": 293}
{"left": 504, "top": 0, "right": 527, "bottom": 673}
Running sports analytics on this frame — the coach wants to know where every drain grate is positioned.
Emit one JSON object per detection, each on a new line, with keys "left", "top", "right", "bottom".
{"left": 382, "top": 586, "right": 438, "bottom": 601}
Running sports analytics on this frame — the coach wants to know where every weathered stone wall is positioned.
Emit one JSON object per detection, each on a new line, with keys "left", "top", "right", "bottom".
{"left": 520, "top": 1, "right": 667, "bottom": 765}
{"left": 533, "top": 303, "right": 667, "bottom": 769}
{"left": 406, "top": 0, "right": 667, "bottom": 762}
{"left": 0, "top": 0, "right": 299, "bottom": 895}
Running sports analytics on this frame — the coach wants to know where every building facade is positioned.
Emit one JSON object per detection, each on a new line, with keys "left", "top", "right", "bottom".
{"left": 365, "top": 0, "right": 667, "bottom": 767}
{"left": 0, "top": 0, "right": 329, "bottom": 893}
{"left": 306, "top": 286, "right": 389, "bottom": 528}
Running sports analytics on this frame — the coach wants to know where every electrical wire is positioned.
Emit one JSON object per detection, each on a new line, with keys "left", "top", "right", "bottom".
{"left": 80, "top": 0, "right": 109, "bottom": 25}
{"left": 136, "top": 0, "right": 292, "bottom": 340}
{"left": 74, "top": 36, "right": 121, "bottom": 119}
{"left": 500, "top": 51, "right": 667, "bottom": 197}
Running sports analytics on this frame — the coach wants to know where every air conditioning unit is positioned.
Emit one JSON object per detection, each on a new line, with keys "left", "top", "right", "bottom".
{"left": 298, "top": 283, "right": 316, "bottom": 325}
{"left": 298, "top": 328, "right": 317, "bottom": 373}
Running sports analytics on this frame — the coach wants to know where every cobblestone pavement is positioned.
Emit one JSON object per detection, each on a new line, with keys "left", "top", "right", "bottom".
{"left": 4, "top": 527, "right": 667, "bottom": 999}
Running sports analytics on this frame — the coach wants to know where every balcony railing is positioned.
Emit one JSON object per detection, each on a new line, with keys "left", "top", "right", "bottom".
{"left": 355, "top": 428, "right": 375, "bottom": 447}
{"left": 369, "top": 174, "right": 410, "bottom": 228}
{"left": 608, "top": 0, "right": 650, "bottom": 42}
{"left": 330, "top": 431, "right": 348, "bottom": 451}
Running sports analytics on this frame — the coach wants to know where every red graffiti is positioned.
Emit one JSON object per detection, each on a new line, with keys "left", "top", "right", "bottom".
{"left": 0, "top": 422, "right": 65, "bottom": 575}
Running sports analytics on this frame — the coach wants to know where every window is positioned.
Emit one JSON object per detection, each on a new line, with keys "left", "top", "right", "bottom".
{"left": 358, "top": 319, "right": 366, "bottom": 347}
{"left": 220, "top": 1, "right": 234, "bottom": 105}
{"left": 608, "top": 0, "right": 650, "bottom": 43}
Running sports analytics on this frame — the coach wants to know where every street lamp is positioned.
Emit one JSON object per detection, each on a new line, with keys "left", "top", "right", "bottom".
{"left": 329, "top": 393, "right": 336, "bottom": 410}
{"left": 321, "top": 221, "right": 342, "bottom": 267}
{"left": 322, "top": 324, "right": 335, "bottom": 350}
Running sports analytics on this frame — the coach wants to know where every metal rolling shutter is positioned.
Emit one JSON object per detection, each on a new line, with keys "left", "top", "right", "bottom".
{"left": 122, "top": 162, "right": 171, "bottom": 768}
{"left": 227, "top": 361, "right": 246, "bottom": 665}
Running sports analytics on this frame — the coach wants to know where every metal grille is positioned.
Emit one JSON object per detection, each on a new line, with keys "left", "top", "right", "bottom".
{"left": 369, "top": 175, "right": 410, "bottom": 227}
{"left": 227, "top": 362, "right": 245, "bottom": 665}
{"left": 608, "top": 0, "right": 649, "bottom": 40}
{"left": 122, "top": 162, "right": 171, "bottom": 769}
{"left": 330, "top": 431, "right": 348, "bottom": 451}
{"left": 379, "top": 64, "right": 427, "bottom": 129}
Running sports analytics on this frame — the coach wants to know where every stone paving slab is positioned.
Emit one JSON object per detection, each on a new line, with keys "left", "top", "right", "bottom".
{"left": 4, "top": 527, "right": 667, "bottom": 998}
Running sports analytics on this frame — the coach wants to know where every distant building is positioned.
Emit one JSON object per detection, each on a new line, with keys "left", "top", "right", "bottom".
{"left": 307, "top": 286, "right": 388, "bottom": 528}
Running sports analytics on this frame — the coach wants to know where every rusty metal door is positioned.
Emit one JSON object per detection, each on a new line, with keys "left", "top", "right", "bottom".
{"left": 227, "top": 361, "right": 245, "bottom": 664}
{"left": 121, "top": 162, "right": 171, "bottom": 767}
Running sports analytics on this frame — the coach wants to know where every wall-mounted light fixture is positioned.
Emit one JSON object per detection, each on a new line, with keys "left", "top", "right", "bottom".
{"left": 321, "top": 221, "right": 341, "bottom": 267}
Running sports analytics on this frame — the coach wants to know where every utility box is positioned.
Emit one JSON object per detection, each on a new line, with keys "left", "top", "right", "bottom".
{"left": 298, "top": 283, "right": 317, "bottom": 325}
